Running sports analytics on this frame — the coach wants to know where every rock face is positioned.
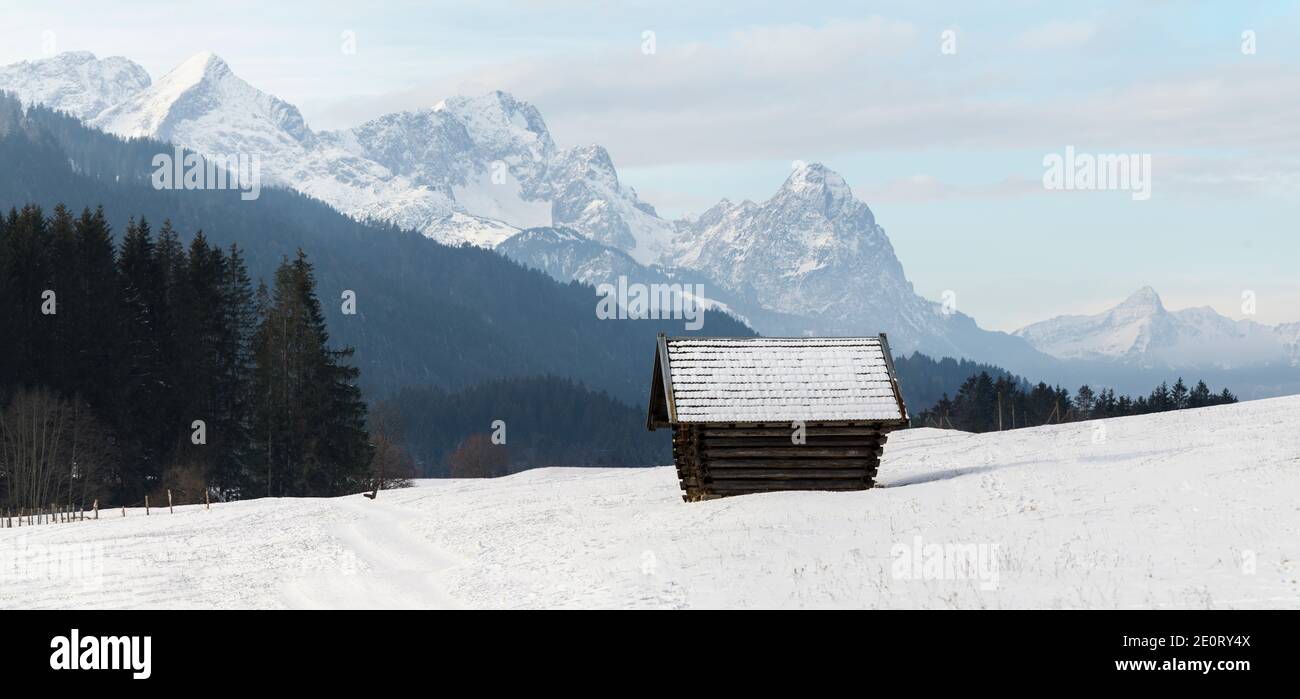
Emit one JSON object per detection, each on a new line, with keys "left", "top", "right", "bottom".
{"left": 1015, "top": 286, "right": 1296, "bottom": 369}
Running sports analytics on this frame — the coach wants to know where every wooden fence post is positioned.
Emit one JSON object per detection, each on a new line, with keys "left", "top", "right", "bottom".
{"left": 145, "top": 495, "right": 150, "bottom": 516}
{"left": 93, "top": 499, "right": 99, "bottom": 520}
{"left": 167, "top": 489, "right": 174, "bottom": 514}
{"left": 205, "top": 488, "right": 210, "bottom": 511}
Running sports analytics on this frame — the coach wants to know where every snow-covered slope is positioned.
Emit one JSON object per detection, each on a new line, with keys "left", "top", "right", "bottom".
{"left": 0, "top": 51, "right": 149, "bottom": 119}
{"left": 1015, "top": 286, "right": 1295, "bottom": 368}
{"left": 5, "top": 396, "right": 1297, "bottom": 609}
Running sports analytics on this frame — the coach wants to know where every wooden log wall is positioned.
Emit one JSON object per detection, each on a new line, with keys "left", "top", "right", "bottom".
{"left": 671, "top": 424, "right": 892, "bottom": 501}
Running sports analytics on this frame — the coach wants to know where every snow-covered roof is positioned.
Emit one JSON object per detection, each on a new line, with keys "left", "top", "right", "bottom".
{"left": 652, "top": 336, "right": 907, "bottom": 425}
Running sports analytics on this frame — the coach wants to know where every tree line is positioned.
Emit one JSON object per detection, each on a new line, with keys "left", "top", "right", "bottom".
{"left": 893, "top": 352, "right": 1019, "bottom": 412}
{"left": 913, "top": 371, "right": 1238, "bottom": 433}
{"left": 380, "top": 375, "right": 670, "bottom": 477}
{"left": 0, "top": 203, "right": 372, "bottom": 511}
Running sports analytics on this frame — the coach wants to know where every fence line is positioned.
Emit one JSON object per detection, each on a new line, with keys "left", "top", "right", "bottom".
{"left": 2, "top": 490, "right": 215, "bottom": 528}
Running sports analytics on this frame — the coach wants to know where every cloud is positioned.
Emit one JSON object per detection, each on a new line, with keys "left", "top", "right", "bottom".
{"left": 1016, "top": 20, "right": 1097, "bottom": 50}
{"left": 298, "top": 16, "right": 1300, "bottom": 207}
{"left": 856, "top": 175, "right": 1042, "bottom": 203}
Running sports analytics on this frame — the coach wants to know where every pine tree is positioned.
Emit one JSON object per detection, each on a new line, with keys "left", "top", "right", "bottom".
{"left": 210, "top": 243, "right": 256, "bottom": 497}
{"left": 0, "top": 207, "right": 53, "bottom": 387}
{"left": 1171, "top": 378, "right": 1189, "bottom": 410}
{"left": 47, "top": 204, "right": 79, "bottom": 394}
{"left": 1150, "top": 382, "right": 1172, "bottom": 412}
{"left": 251, "top": 251, "right": 371, "bottom": 497}
{"left": 1075, "top": 384, "right": 1096, "bottom": 419}
{"left": 116, "top": 217, "right": 166, "bottom": 500}
{"left": 166, "top": 231, "right": 226, "bottom": 486}
{"left": 71, "top": 207, "right": 120, "bottom": 415}
{"left": 1189, "top": 380, "right": 1212, "bottom": 408}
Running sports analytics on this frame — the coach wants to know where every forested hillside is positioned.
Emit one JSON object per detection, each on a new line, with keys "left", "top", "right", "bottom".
{"left": 0, "top": 204, "right": 370, "bottom": 506}
{"left": 381, "top": 377, "right": 667, "bottom": 476}
{"left": 0, "top": 92, "right": 753, "bottom": 405}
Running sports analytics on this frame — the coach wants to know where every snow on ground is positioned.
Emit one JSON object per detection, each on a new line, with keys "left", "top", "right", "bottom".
{"left": 3, "top": 396, "right": 1299, "bottom": 609}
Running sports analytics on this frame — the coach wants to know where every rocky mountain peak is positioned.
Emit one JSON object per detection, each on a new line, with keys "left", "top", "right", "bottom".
{"left": 1116, "top": 285, "right": 1165, "bottom": 313}
{"left": 779, "top": 162, "right": 856, "bottom": 214}
{"left": 0, "top": 50, "right": 150, "bottom": 119}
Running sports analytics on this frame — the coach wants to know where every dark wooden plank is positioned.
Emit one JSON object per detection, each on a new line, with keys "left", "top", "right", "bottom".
{"left": 707, "top": 468, "right": 867, "bottom": 480}
{"left": 704, "top": 447, "right": 880, "bottom": 458}
{"left": 703, "top": 437, "right": 884, "bottom": 448}
{"left": 700, "top": 458, "right": 876, "bottom": 469}
{"left": 707, "top": 480, "right": 870, "bottom": 492}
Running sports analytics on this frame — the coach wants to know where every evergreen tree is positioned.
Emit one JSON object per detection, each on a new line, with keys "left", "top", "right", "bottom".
{"left": 211, "top": 243, "right": 256, "bottom": 497}
{"left": 1189, "top": 380, "right": 1212, "bottom": 408}
{"left": 47, "top": 204, "right": 79, "bottom": 393}
{"left": 1075, "top": 384, "right": 1096, "bottom": 418}
{"left": 115, "top": 217, "right": 166, "bottom": 500}
{"left": 1171, "top": 378, "right": 1189, "bottom": 411}
{"left": 251, "top": 251, "right": 370, "bottom": 497}
{"left": 71, "top": 207, "right": 120, "bottom": 415}
{"left": 0, "top": 207, "right": 53, "bottom": 386}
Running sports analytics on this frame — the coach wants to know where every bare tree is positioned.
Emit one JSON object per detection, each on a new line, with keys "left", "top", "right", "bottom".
{"left": 0, "top": 388, "right": 113, "bottom": 512}
{"left": 446, "top": 433, "right": 510, "bottom": 479}
{"left": 364, "top": 401, "right": 415, "bottom": 498}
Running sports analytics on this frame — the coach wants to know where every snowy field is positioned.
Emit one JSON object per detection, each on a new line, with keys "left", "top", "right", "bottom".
{"left": 3, "top": 396, "right": 1298, "bottom": 609}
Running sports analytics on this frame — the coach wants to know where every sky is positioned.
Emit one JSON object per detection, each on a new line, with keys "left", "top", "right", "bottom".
{"left": 1, "top": 0, "right": 1297, "bottom": 330}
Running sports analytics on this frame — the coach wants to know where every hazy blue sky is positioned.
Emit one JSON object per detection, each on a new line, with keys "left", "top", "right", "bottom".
{"left": 1, "top": 1, "right": 1297, "bottom": 329}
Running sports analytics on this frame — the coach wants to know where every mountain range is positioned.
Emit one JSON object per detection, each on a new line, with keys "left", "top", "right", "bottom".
{"left": 2, "top": 50, "right": 1297, "bottom": 398}
{"left": 1015, "top": 286, "right": 1300, "bottom": 370}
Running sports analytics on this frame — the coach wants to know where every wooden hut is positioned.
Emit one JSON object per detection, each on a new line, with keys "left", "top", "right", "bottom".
{"left": 647, "top": 334, "right": 909, "bottom": 501}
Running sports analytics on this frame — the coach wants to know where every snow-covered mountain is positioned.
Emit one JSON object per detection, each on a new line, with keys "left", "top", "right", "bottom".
{"left": 1014, "top": 286, "right": 1296, "bottom": 368}
{"left": 11, "top": 50, "right": 1295, "bottom": 384}
{"left": 0, "top": 51, "right": 669, "bottom": 251}
{"left": 500, "top": 164, "right": 1055, "bottom": 369}
{"left": 0, "top": 50, "right": 149, "bottom": 119}
{"left": 1, "top": 50, "right": 1043, "bottom": 365}
{"left": 665, "top": 164, "right": 1059, "bottom": 367}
